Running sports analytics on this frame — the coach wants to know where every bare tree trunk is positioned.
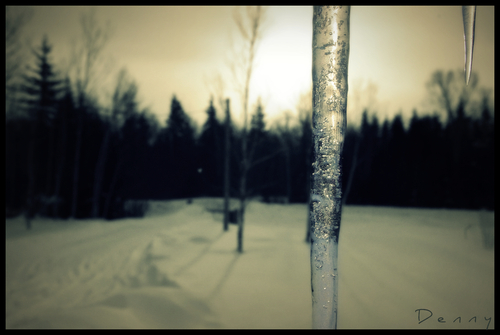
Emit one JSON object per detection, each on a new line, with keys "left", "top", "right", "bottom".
{"left": 91, "top": 128, "right": 111, "bottom": 217}
{"left": 71, "top": 109, "right": 83, "bottom": 218}
{"left": 310, "top": 6, "right": 350, "bottom": 329}
{"left": 223, "top": 99, "right": 231, "bottom": 231}
{"left": 25, "top": 134, "right": 36, "bottom": 230}
{"left": 103, "top": 153, "right": 123, "bottom": 219}
{"left": 232, "top": 6, "right": 267, "bottom": 253}
{"left": 238, "top": 76, "right": 250, "bottom": 251}
{"left": 303, "top": 110, "right": 313, "bottom": 244}
{"left": 238, "top": 103, "right": 248, "bottom": 252}
{"left": 305, "top": 154, "right": 312, "bottom": 243}
{"left": 282, "top": 117, "right": 292, "bottom": 204}
{"left": 44, "top": 124, "right": 55, "bottom": 208}
{"left": 237, "top": 53, "right": 251, "bottom": 253}
{"left": 284, "top": 144, "right": 291, "bottom": 204}
{"left": 342, "top": 132, "right": 360, "bottom": 206}
{"left": 237, "top": 174, "right": 246, "bottom": 253}
{"left": 53, "top": 106, "right": 68, "bottom": 218}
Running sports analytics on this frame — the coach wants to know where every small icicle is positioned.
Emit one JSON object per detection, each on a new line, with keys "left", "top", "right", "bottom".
{"left": 462, "top": 6, "right": 476, "bottom": 85}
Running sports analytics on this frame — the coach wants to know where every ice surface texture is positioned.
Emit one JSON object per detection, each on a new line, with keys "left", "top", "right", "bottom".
{"left": 311, "top": 6, "right": 350, "bottom": 329}
{"left": 462, "top": 6, "right": 476, "bottom": 85}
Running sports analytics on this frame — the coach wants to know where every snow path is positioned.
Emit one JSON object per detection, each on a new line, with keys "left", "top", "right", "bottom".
{"left": 6, "top": 200, "right": 494, "bottom": 329}
{"left": 6, "top": 200, "right": 222, "bottom": 328}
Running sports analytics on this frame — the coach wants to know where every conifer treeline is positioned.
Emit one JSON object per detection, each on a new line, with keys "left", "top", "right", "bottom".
{"left": 343, "top": 106, "right": 494, "bottom": 210}
{"left": 5, "top": 37, "right": 494, "bottom": 221}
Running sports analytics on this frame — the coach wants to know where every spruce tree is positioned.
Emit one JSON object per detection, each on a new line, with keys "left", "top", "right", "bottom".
{"left": 52, "top": 78, "right": 75, "bottom": 218}
{"left": 198, "top": 98, "right": 224, "bottom": 196}
{"left": 164, "top": 96, "right": 198, "bottom": 198}
{"left": 19, "top": 35, "right": 62, "bottom": 224}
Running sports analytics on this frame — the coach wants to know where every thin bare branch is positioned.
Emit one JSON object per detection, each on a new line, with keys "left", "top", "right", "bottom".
{"left": 68, "top": 8, "right": 113, "bottom": 105}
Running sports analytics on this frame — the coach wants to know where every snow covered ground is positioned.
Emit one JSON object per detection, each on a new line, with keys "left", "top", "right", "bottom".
{"left": 5, "top": 199, "right": 494, "bottom": 329}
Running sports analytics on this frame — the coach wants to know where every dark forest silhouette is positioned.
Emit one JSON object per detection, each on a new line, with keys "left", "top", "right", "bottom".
{"left": 5, "top": 36, "right": 495, "bottom": 223}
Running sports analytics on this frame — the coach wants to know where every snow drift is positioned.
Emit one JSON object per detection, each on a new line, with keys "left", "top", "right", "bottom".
{"left": 5, "top": 199, "right": 494, "bottom": 329}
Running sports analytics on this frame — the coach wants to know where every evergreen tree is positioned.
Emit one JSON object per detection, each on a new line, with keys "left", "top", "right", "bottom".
{"left": 166, "top": 96, "right": 195, "bottom": 142}
{"left": 20, "top": 36, "right": 62, "bottom": 125}
{"left": 407, "top": 112, "right": 445, "bottom": 207}
{"left": 341, "top": 125, "right": 359, "bottom": 205}
{"left": 249, "top": 101, "right": 266, "bottom": 140}
{"left": 197, "top": 98, "right": 225, "bottom": 196}
{"left": 272, "top": 114, "right": 300, "bottom": 203}
{"left": 19, "top": 36, "right": 62, "bottom": 225}
{"left": 373, "top": 118, "right": 391, "bottom": 205}
{"left": 386, "top": 114, "right": 409, "bottom": 206}
{"left": 355, "top": 110, "right": 379, "bottom": 204}
{"left": 51, "top": 78, "right": 76, "bottom": 218}
{"left": 5, "top": 117, "right": 31, "bottom": 217}
{"left": 120, "top": 111, "right": 155, "bottom": 200}
{"left": 299, "top": 107, "right": 313, "bottom": 203}
{"left": 163, "top": 96, "right": 199, "bottom": 198}
{"left": 472, "top": 97, "right": 494, "bottom": 209}
{"left": 247, "top": 100, "right": 273, "bottom": 197}
{"left": 149, "top": 127, "right": 170, "bottom": 199}
{"left": 74, "top": 102, "right": 104, "bottom": 218}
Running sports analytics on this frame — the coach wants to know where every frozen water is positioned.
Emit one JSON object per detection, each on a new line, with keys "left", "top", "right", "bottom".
{"left": 462, "top": 6, "right": 476, "bottom": 85}
{"left": 311, "top": 238, "right": 339, "bottom": 328}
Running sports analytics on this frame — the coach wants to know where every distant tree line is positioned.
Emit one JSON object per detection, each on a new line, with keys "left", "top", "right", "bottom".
{"left": 5, "top": 36, "right": 494, "bottom": 223}
{"left": 343, "top": 104, "right": 494, "bottom": 210}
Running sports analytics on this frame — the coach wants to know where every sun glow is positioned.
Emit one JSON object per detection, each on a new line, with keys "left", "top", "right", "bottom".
{"left": 246, "top": 6, "right": 313, "bottom": 122}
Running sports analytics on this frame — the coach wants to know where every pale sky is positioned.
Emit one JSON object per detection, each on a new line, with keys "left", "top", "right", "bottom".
{"left": 15, "top": 6, "right": 494, "bottom": 127}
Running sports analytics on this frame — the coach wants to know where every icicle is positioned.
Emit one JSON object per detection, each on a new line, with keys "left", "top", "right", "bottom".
{"left": 311, "top": 6, "right": 350, "bottom": 329}
{"left": 462, "top": 6, "right": 476, "bottom": 85}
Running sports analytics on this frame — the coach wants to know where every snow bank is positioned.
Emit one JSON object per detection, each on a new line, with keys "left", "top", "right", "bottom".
{"left": 5, "top": 200, "right": 494, "bottom": 329}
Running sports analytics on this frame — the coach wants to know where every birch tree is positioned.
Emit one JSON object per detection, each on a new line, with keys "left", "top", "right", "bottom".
{"left": 230, "top": 6, "right": 268, "bottom": 253}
